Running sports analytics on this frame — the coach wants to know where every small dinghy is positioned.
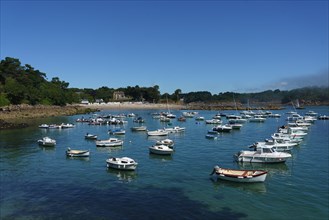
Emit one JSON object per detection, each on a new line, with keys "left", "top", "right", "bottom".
{"left": 106, "top": 157, "right": 138, "bottom": 171}
{"left": 37, "top": 137, "right": 56, "bottom": 146}
{"left": 66, "top": 147, "right": 90, "bottom": 157}
{"left": 210, "top": 165, "right": 268, "bottom": 183}
{"left": 149, "top": 144, "right": 174, "bottom": 155}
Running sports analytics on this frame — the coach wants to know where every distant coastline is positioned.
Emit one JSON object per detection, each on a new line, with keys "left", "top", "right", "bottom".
{"left": 0, "top": 102, "right": 327, "bottom": 129}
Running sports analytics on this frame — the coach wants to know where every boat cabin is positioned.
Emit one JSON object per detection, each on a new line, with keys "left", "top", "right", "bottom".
{"left": 255, "top": 146, "right": 275, "bottom": 154}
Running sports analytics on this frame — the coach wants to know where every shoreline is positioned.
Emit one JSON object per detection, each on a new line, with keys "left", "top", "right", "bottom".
{"left": 0, "top": 102, "right": 327, "bottom": 129}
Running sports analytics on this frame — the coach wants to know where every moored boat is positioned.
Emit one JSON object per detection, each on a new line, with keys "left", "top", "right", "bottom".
{"left": 249, "top": 115, "right": 266, "bottom": 122}
{"left": 96, "top": 138, "right": 124, "bottom": 147}
{"left": 85, "top": 133, "right": 98, "bottom": 140}
{"left": 213, "top": 124, "right": 232, "bottom": 132}
{"left": 234, "top": 145, "right": 292, "bottom": 163}
{"left": 210, "top": 165, "right": 268, "bottom": 183}
{"left": 66, "top": 147, "right": 90, "bottom": 157}
{"left": 155, "top": 138, "right": 174, "bottom": 148}
{"left": 106, "top": 157, "right": 138, "bottom": 171}
{"left": 131, "top": 126, "right": 147, "bottom": 131}
{"left": 251, "top": 138, "right": 297, "bottom": 152}
{"left": 108, "top": 128, "right": 126, "bottom": 135}
{"left": 37, "top": 137, "right": 56, "bottom": 146}
{"left": 163, "top": 126, "right": 186, "bottom": 133}
{"left": 147, "top": 129, "right": 169, "bottom": 136}
{"left": 38, "top": 124, "right": 49, "bottom": 129}
{"left": 149, "top": 144, "right": 174, "bottom": 155}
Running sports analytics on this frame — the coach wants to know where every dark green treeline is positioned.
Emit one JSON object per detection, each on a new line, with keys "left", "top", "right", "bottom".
{"left": 0, "top": 57, "right": 328, "bottom": 107}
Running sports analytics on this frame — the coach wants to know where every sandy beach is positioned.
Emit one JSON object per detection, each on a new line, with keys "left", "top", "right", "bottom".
{"left": 0, "top": 103, "right": 184, "bottom": 129}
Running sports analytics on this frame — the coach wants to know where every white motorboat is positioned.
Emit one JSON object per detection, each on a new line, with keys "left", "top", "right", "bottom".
{"left": 210, "top": 165, "right": 268, "bottom": 183}
{"left": 149, "top": 144, "right": 174, "bottom": 155}
{"left": 106, "top": 157, "right": 138, "bottom": 171}
{"left": 108, "top": 128, "right": 126, "bottom": 135}
{"left": 60, "top": 123, "right": 75, "bottom": 128}
{"left": 195, "top": 116, "right": 205, "bottom": 121}
{"left": 227, "top": 115, "right": 247, "bottom": 124}
{"left": 303, "top": 116, "right": 317, "bottom": 123}
{"left": 163, "top": 126, "right": 185, "bottom": 133}
{"left": 131, "top": 126, "right": 147, "bottom": 131}
{"left": 305, "top": 110, "right": 318, "bottom": 116}
{"left": 96, "top": 138, "right": 124, "bottom": 147}
{"left": 268, "top": 113, "right": 281, "bottom": 118}
{"left": 205, "top": 119, "right": 222, "bottom": 124}
{"left": 234, "top": 145, "right": 292, "bottom": 163}
{"left": 249, "top": 115, "right": 266, "bottom": 122}
{"left": 85, "top": 133, "right": 98, "bottom": 140}
{"left": 37, "top": 137, "right": 56, "bottom": 146}
{"left": 251, "top": 139, "right": 297, "bottom": 152}
{"left": 48, "top": 124, "right": 62, "bottom": 129}
{"left": 159, "top": 116, "right": 171, "bottom": 122}
{"left": 318, "top": 115, "right": 329, "bottom": 120}
{"left": 228, "top": 121, "right": 243, "bottom": 129}
{"left": 271, "top": 132, "right": 303, "bottom": 144}
{"left": 279, "top": 127, "right": 308, "bottom": 138}
{"left": 38, "top": 124, "right": 49, "bottom": 129}
{"left": 127, "top": 113, "right": 136, "bottom": 117}
{"left": 156, "top": 138, "right": 174, "bottom": 148}
{"left": 213, "top": 124, "right": 232, "bottom": 132}
{"left": 66, "top": 147, "right": 90, "bottom": 157}
{"left": 166, "top": 113, "right": 176, "bottom": 119}
{"left": 182, "top": 112, "right": 195, "bottom": 118}
{"left": 288, "top": 120, "right": 311, "bottom": 129}
{"left": 286, "top": 113, "right": 303, "bottom": 122}
{"left": 147, "top": 129, "right": 169, "bottom": 136}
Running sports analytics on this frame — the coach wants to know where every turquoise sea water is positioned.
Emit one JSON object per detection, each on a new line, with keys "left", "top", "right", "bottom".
{"left": 1, "top": 106, "right": 328, "bottom": 220}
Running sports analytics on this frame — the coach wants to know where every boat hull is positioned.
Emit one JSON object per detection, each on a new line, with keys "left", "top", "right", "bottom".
{"left": 216, "top": 173, "right": 267, "bottom": 183}
{"left": 96, "top": 139, "right": 123, "bottom": 147}
{"left": 38, "top": 142, "right": 56, "bottom": 147}
{"left": 149, "top": 146, "right": 173, "bottom": 155}
{"left": 106, "top": 163, "right": 137, "bottom": 171}
{"left": 212, "top": 166, "right": 268, "bottom": 183}
{"left": 37, "top": 137, "right": 56, "bottom": 146}
{"left": 106, "top": 157, "right": 138, "bottom": 171}
{"left": 147, "top": 131, "right": 169, "bottom": 136}
{"left": 234, "top": 154, "right": 289, "bottom": 163}
{"left": 66, "top": 150, "right": 90, "bottom": 157}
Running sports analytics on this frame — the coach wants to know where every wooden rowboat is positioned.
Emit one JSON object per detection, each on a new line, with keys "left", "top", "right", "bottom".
{"left": 210, "top": 165, "right": 268, "bottom": 183}
{"left": 66, "top": 148, "right": 90, "bottom": 157}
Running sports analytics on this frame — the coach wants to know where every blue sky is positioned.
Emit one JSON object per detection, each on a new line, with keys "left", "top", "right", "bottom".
{"left": 1, "top": 0, "right": 328, "bottom": 95}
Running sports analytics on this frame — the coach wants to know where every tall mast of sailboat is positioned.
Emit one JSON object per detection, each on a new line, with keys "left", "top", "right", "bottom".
{"left": 166, "top": 95, "right": 170, "bottom": 114}
{"left": 233, "top": 93, "right": 238, "bottom": 114}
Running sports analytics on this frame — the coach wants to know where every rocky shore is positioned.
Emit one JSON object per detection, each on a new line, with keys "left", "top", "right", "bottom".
{"left": 0, "top": 104, "right": 96, "bottom": 129}
{"left": 0, "top": 101, "right": 314, "bottom": 130}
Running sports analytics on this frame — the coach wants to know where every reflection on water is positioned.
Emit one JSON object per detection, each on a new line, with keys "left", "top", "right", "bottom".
{"left": 65, "top": 156, "right": 90, "bottom": 162}
{"left": 210, "top": 177, "right": 267, "bottom": 194}
{"left": 39, "top": 146, "right": 56, "bottom": 152}
{"left": 96, "top": 146, "right": 123, "bottom": 153}
{"left": 148, "top": 153, "right": 173, "bottom": 161}
{"left": 146, "top": 135, "right": 168, "bottom": 141}
{"left": 107, "top": 168, "right": 138, "bottom": 183}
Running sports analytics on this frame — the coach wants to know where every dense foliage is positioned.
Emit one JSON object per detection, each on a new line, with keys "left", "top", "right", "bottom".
{"left": 0, "top": 57, "right": 328, "bottom": 107}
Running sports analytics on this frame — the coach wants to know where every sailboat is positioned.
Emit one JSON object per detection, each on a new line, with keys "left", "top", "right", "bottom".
{"left": 165, "top": 96, "right": 176, "bottom": 118}
{"left": 227, "top": 94, "right": 246, "bottom": 125}
{"left": 295, "top": 99, "right": 305, "bottom": 109}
